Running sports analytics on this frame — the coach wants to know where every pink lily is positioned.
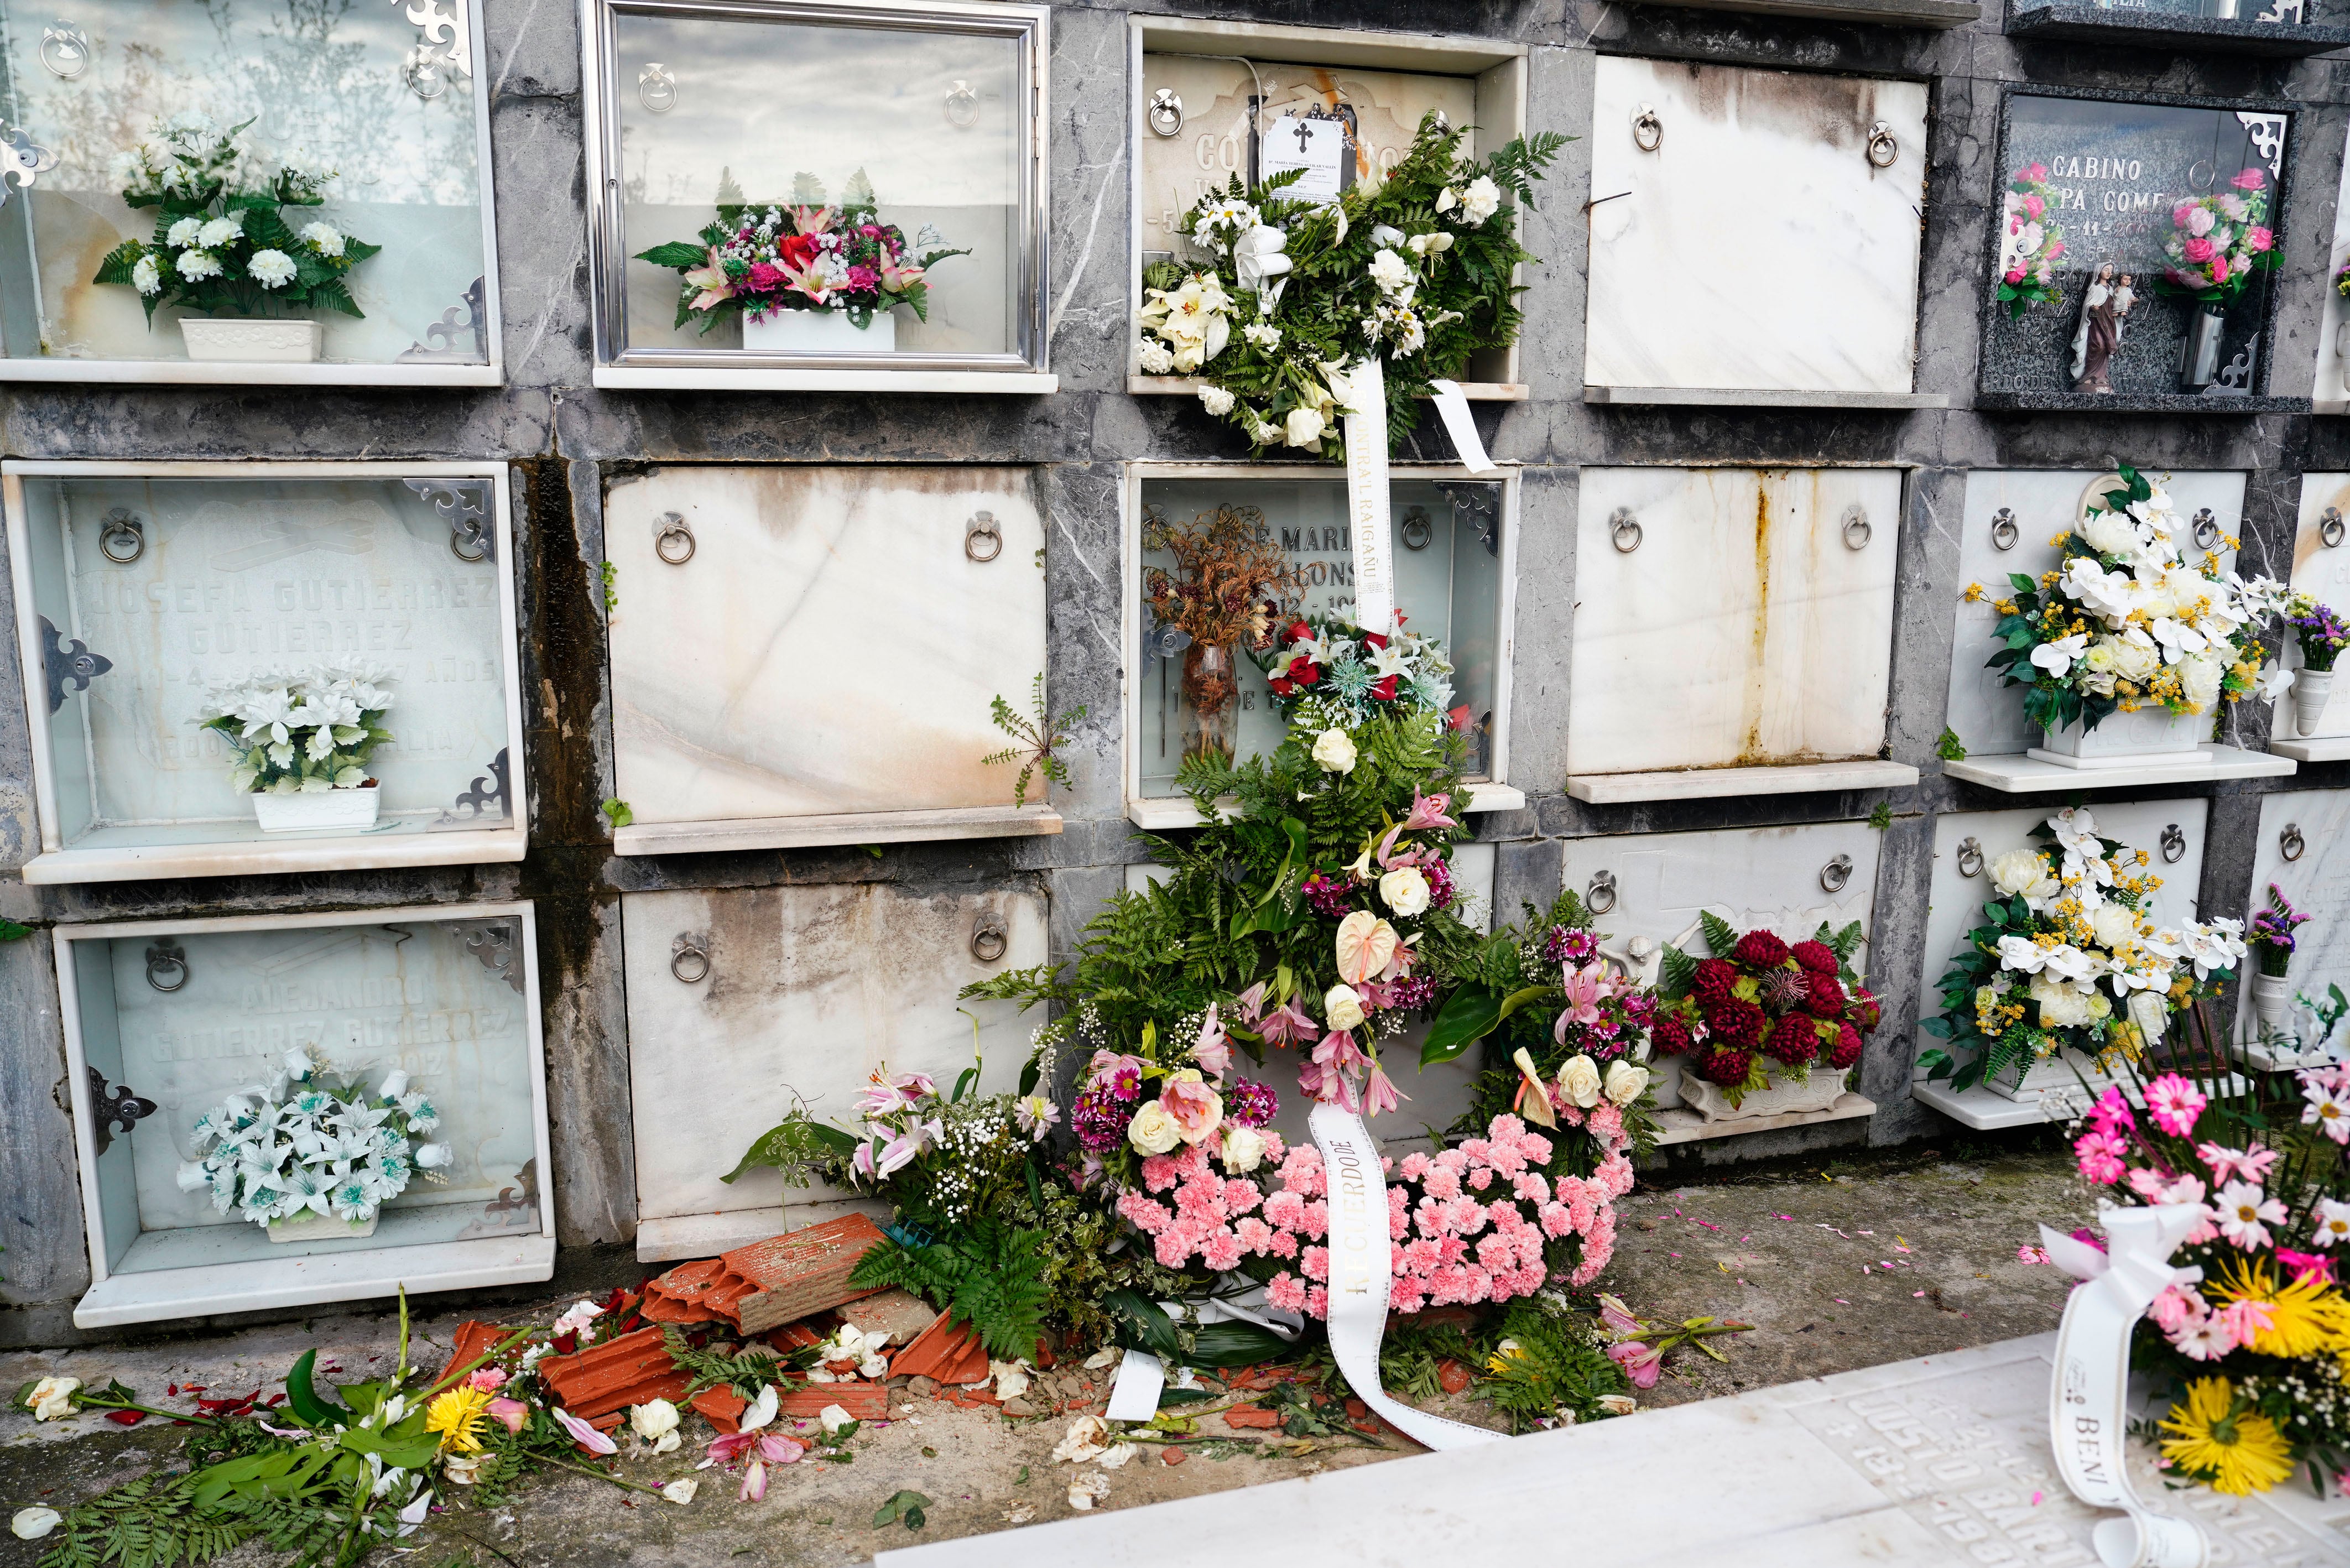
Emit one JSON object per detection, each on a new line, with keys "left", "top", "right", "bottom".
{"left": 1401, "top": 790, "right": 1457, "bottom": 832}
{"left": 1193, "top": 1004, "right": 1232, "bottom": 1079}
{"left": 1363, "top": 1065, "right": 1407, "bottom": 1116}
{"left": 1554, "top": 963, "right": 1608, "bottom": 1040}
{"left": 552, "top": 1406, "right": 616, "bottom": 1455}
{"left": 854, "top": 1070, "right": 936, "bottom": 1117}
{"left": 1373, "top": 824, "right": 1422, "bottom": 871}
{"left": 1314, "top": 1028, "right": 1367, "bottom": 1075}
{"left": 1233, "top": 982, "right": 1269, "bottom": 1026}
{"left": 875, "top": 1119, "right": 942, "bottom": 1178}
{"left": 1606, "top": 1341, "right": 1663, "bottom": 1389}
{"left": 682, "top": 248, "right": 734, "bottom": 312}
{"left": 790, "top": 204, "right": 837, "bottom": 236}
{"left": 879, "top": 260, "right": 926, "bottom": 293}
{"left": 1298, "top": 1059, "right": 1358, "bottom": 1110}
{"left": 487, "top": 1397, "right": 530, "bottom": 1435}
{"left": 1256, "top": 1002, "right": 1320, "bottom": 1049}
{"left": 1596, "top": 1294, "right": 1643, "bottom": 1338}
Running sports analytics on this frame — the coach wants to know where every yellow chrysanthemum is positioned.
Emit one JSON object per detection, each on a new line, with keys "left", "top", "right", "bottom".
{"left": 426, "top": 1384, "right": 492, "bottom": 1454}
{"left": 2208, "top": 1259, "right": 2350, "bottom": 1359}
{"left": 2159, "top": 1378, "right": 2295, "bottom": 1497}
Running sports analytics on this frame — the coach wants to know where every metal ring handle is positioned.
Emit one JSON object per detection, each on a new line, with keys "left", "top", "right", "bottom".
{"left": 1990, "top": 508, "right": 2019, "bottom": 551}
{"left": 2322, "top": 508, "right": 2345, "bottom": 549}
{"left": 971, "top": 916, "right": 1008, "bottom": 964}
{"left": 2161, "top": 824, "right": 2187, "bottom": 864}
{"left": 654, "top": 512, "right": 695, "bottom": 565}
{"left": 99, "top": 509, "right": 144, "bottom": 564}
{"left": 639, "top": 63, "right": 676, "bottom": 113}
{"left": 1585, "top": 869, "right": 1618, "bottom": 915}
{"left": 1820, "top": 853, "right": 1854, "bottom": 893}
{"left": 1148, "top": 87, "right": 1184, "bottom": 138}
{"left": 670, "top": 934, "right": 710, "bottom": 984}
{"left": 1400, "top": 508, "right": 1433, "bottom": 552}
{"left": 2282, "top": 823, "right": 2306, "bottom": 862}
{"left": 1956, "top": 837, "right": 1984, "bottom": 878}
{"left": 1632, "top": 103, "right": 1661, "bottom": 153}
{"left": 965, "top": 512, "right": 1002, "bottom": 564}
{"left": 1866, "top": 121, "right": 1899, "bottom": 169}
{"left": 39, "top": 24, "right": 89, "bottom": 79}
{"left": 2191, "top": 509, "right": 2221, "bottom": 551}
{"left": 145, "top": 939, "right": 189, "bottom": 994}
{"left": 946, "top": 79, "right": 981, "bottom": 129}
{"left": 1609, "top": 508, "right": 1642, "bottom": 553}
{"left": 1842, "top": 506, "right": 1872, "bottom": 551}
{"left": 448, "top": 524, "right": 488, "bottom": 565}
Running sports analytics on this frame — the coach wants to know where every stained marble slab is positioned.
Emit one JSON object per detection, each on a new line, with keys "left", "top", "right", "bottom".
{"left": 1570, "top": 468, "right": 1899, "bottom": 778}
{"left": 607, "top": 465, "right": 1048, "bottom": 825}
{"left": 1942, "top": 470, "right": 2244, "bottom": 759}
{"left": 2278, "top": 476, "right": 2350, "bottom": 744}
{"left": 622, "top": 883, "right": 1045, "bottom": 1231}
{"left": 1583, "top": 59, "right": 1926, "bottom": 395}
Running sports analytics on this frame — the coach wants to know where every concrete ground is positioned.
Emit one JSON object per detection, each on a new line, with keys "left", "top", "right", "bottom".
{"left": 1, "top": 1132, "right": 2089, "bottom": 1567}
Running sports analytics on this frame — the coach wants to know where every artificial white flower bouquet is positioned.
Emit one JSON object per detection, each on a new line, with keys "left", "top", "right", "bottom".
{"left": 196, "top": 660, "right": 394, "bottom": 795}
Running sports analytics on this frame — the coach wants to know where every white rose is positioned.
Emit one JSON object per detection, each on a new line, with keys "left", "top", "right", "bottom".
{"left": 1460, "top": 175, "right": 1501, "bottom": 224}
{"left": 2028, "top": 971, "right": 2095, "bottom": 1030}
{"left": 27, "top": 1377, "right": 80, "bottom": 1421}
{"left": 631, "top": 1399, "right": 681, "bottom": 1445}
{"left": 2127, "top": 989, "right": 2170, "bottom": 1044}
{"left": 1311, "top": 728, "right": 1357, "bottom": 773}
{"left": 2179, "top": 654, "right": 2222, "bottom": 712}
{"left": 2089, "top": 903, "right": 2139, "bottom": 952}
{"left": 2111, "top": 636, "right": 2161, "bottom": 684}
{"left": 1284, "top": 405, "right": 1327, "bottom": 449}
{"left": 1603, "top": 1060, "right": 1650, "bottom": 1106}
{"left": 1556, "top": 1054, "right": 1603, "bottom": 1109}
{"left": 1127, "top": 1101, "right": 1182, "bottom": 1154}
{"left": 1324, "top": 983, "right": 1366, "bottom": 1033}
{"left": 414, "top": 1143, "right": 452, "bottom": 1169}
{"left": 1220, "top": 1124, "right": 1267, "bottom": 1174}
{"left": 1989, "top": 848, "right": 2059, "bottom": 907}
{"left": 1379, "top": 866, "right": 1431, "bottom": 918}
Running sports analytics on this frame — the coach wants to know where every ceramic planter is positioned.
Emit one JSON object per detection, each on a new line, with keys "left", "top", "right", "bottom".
{"left": 1682, "top": 1066, "right": 1849, "bottom": 1123}
{"left": 2294, "top": 669, "right": 2336, "bottom": 735}
{"left": 2253, "top": 972, "right": 2296, "bottom": 1037}
{"left": 253, "top": 784, "right": 379, "bottom": 834}
{"left": 1988, "top": 1048, "right": 2121, "bottom": 1111}
{"left": 741, "top": 309, "right": 897, "bottom": 355}
{"left": 267, "top": 1211, "right": 378, "bottom": 1244}
{"left": 180, "top": 319, "right": 322, "bottom": 363}
{"left": 2031, "top": 707, "right": 2208, "bottom": 769}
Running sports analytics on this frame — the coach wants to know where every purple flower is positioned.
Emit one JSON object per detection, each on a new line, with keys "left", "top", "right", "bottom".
{"left": 1541, "top": 925, "right": 1597, "bottom": 966}
{"left": 1301, "top": 873, "right": 1353, "bottom": 920}
{"left": 1386, "top": 975, "right": 1438, "bottom": 1012}
{"left": 1224, "top": 1078, "right": 1279, "bottom": 1128}
{"left": 1070, "top": 1084, "right": 1130, "bottom": 1154}
{"left": 1424, "top": 857, "right": 1457, "bottom": 913}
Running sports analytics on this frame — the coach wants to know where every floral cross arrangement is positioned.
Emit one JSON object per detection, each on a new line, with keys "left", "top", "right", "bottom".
{"left": 93, "top": 113, "right": 377, "bottom": 324}
{"left": 1995, "top": 163, "right": 2067, "bottom": 319}
{"left": 635, "top": 168, "right": 967, "bottom": 335}
{"left": 1643, "top": 917, "right": 1879, "bottom": 1108}
{"left": 1967, "top": 465, "right": 2291, "bottom": 739}
{"left": 195, "top": 659, "right": 393, "bottom": 795}
{"left": 175, "top": 1048, "right": 450, "bottom": 1231}
{"left": 1137, "top": 115, "right": 1566, "bottom": 460}
{"left": 2284, "top": 590, "right": 2348, "bottom": 674}
{"left": 2249, "top": 884, "right": 2310, "bottom": 982}
{"left": 1919, "top": 807, "right": 2245, "bottom": 1092}
{"left": 2159, "top": 169, "right": 2279, "bottom": 307}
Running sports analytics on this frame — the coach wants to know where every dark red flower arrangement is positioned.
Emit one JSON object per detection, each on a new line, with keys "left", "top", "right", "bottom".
{"left": 1649, "top": 918, "right": 1880, "bottom": 1103}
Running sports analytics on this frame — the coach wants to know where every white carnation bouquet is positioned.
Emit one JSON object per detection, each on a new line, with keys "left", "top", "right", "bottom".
{"left": 195, "top": 660, "right": 393, "bottom": 794}
{"left": 176, "top": 1048, "right": 451, "bottom": 1229}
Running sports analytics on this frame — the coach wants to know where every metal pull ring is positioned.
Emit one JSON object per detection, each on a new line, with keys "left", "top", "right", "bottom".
{"left": 1820, "top": 853, "right": 1854, "bottom": 893}
{"left": 2281, "top": 822, "right": 2306, "bottom": 862}
{"left": 654, "top": 512, "right": 695, "bottom": 565}
{"left": 39, "top": 22, "right": 89, "bottom": 79}
{"left": 1609, "top": 508, "right": 1642, "bottom": 553}
{"left": 1585, "top": 869, "right": 1618, "bottom": 915}
{"left": 1148, "top": 87, "right": 1184, "bottom": 138}
{"left": 639, "top": 63, "right": 676, "bottom": 113}
{"left": 1632, "top": 103, "right": 1662, "bottom": 153}
{"left": 945, "top": 79, "right": 980, "bottom": 129}
{"left": 1990, "top": 508, "right": 2018, "bottom": 552}
{"left": 971, "top": 915, "right": 1008, "bottom": 964}
{"left": 145, "top": 938, "right": 189, "bottom": 993}
{"left": 2160, "top": 824, "right": 2187, "bottom": 864}
{"left": 965, "top": 511, "right": 1002, "bottom": 563}
{"left": 2191, "top": 509, "right": 2221, "bottom": 551}
{"left": 1400, "top": 507, "right": 1433, "bottom": 551}
{"left": 1842, "top": 505, "right": 1872, "bottom": 551}
{"left": 2322, "top": 507, "right": 2345, "bottom": 549}
{"left": 1866, "top": 120, "right": 1899, "bottom": 169}
{"left": 1956, "top": 837, "right": 1984, "bottom": 878}
{"left": 98, "top": 508, "right": 144, "bottom": 564}
{"left": 670, "top": 933, "right": 710, "bottom": 984}
{"left": 448, "top": 517, "right": 489, "bottom": 565}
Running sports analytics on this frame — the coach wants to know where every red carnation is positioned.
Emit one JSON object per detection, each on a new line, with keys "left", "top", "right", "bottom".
{"left": 1648, "top": 1014, "right": 1695, "bottom": 1056}
{"left": 1369, "top": 675, "right": 1399, "bottom": 701}
{"left": 1847, "top": 987, "right": 1883, "bottom": 1033}
{"left": 1790, "top": 939, "right": 1838, "bottom": 975}
{"left": 1731, "top": 930, "right": 1791, "bottom": 970}
{"left": 1762, "top": 1012, "right": 1821, "bottom": 1066}
{"left": 1804, "top": 972, "right": 1847, "bottom": 1019}
{"left": 1692, "top": 959, "right": 1739, "bottom": 1008}
{"left": 1703, "top": 998, "right": 1765, "bottom": 1049}
{"left": 1825, "top": 1021, "right": 1865, "bottom": 1070}
{"left": 1700, "top": 1049, "right": 1755, "bottom": 1087}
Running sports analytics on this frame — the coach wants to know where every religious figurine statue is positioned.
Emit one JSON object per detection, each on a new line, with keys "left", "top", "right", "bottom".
{"left": 2070, "top": 264, "right": 2135, "bottom": 395}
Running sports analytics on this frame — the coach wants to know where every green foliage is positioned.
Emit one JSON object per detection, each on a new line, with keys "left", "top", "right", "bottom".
{"left": 600, "top": 798, "right": 633, "bottom": 830}
{"left": 983, "top": 673, "right": 1085, "bottom": 807}
{"left": 1867, "top": 800, "right": 1894, "bottom": 832}
{"left": 1936, "top": 726, "right": 1968, "bottom": 762}
{"left": 660, "top": 1326, "right": 816, "bottom": 1399}
{"left": 847, "top": 1220, "right": 1051, "bottom": 1362}
{"left": 721, "top": 1109, "right": 857, "bottom": 1187}
{"left": 1696, "top": 910, "right": 1740, "bottom": 961}
{"left": 1475, "top": 1296, "right": 1628, "bottom": 1434}
{"left": 600, "top": 561, "right": 617, "bottom": 614}
{"left": 1101, "top": 1290, "right": 1298, "bottom": 1369}
{"left": 872, "top": 1491, "right": 932, "bottom": 1531}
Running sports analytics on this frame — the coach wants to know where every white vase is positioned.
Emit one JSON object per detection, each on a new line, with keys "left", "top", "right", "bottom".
{"left": 2253, "top": 972, "right": 2295, "bottom": 1036}
{"left": 741, "top": 308, "right": 897, "bottom": 355}
{"left": 2294, "top": 669, "right": 2336, "bottom": 736}
{"left": 253, "top": 785, "right": 379, "bottom": 834}
{"left": 180, "top": 318, "right": 322, "bottom": 363}
{"left": 267, "top": 1211, "right": 378, "bottom": 1244}
{"left": 1682, "top": 1066, "right": 1850, "bottom": 1124}
{"left": 2028, "top": 707, "right": 2210, "bottom": 769}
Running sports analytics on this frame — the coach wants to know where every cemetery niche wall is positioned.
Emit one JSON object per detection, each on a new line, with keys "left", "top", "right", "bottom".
{"left": 2274, "top": 475, "right": 2350, "bottom": 763}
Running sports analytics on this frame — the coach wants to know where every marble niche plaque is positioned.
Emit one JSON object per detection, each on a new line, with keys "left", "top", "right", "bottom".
{"left": 60, "top": 904, "right": 550, "bottom": 1325}
{"left": 1584, "top": 58, "right": 1929, "bottom": 400}
{"left": 623, "top": 882, "right": 1046, "bottom": 1260}
{"left": 2275, "top": 475, "right": 2350, "bottom": 754}
{"left": 1569, "top": 468, "right": 1901, "bottom": 783}
{"left": 605, "top": 464, "right": 1052, "bottom": 851}
{"left": 1979, "top": 93, "right": 2294, "bottom": 408}
{"left": 2245, "top": 789, "right": 2350, "bottom": 1047}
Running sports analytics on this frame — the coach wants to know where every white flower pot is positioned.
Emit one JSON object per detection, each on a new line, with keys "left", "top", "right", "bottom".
{"left": 2293, "top": 669, "right": 2336, "bottom": 736}
{"left": 1682, "top": 1066, "right": 1849, "bottom": 1124}
{"left": 2253, "top": 972, "right": 2295, "bottom": 1037}
{"left": 266, "top": 1211, "right": 377, "bottom": 1244}
{"left": 1987, "top": 1048, "right": 2120, "bottom": 1113}
{"left": 180, "top": 318, "right": 322, "bottom": 363}
{"left": 2028, "top": 707, "right": 2210, "bottom": 770}
{"left": 741, "top": 308, "right": 896, "bottom": 355}
{"left": 1648, "top": 1055, "right": 1688, "bottom": 1111}
{"left": 252, "top": 785, "right": 379, "bottom": 834}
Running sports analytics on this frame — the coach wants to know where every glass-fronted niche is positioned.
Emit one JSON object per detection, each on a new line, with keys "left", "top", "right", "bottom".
{"left": 0, "top": 0, "right": 499, "bottom": 383}
{"left": 585, "top": 0, "right": 1051, "bottom": 390}
{"left": 60, "top": 904, "right": 552, "bottom": 1327}
{"left": 1979, "top": 91, "right": 2296, "bottom": 409}
{"left": 4, "top": 464, "right": 526, "bottom": 884}
{"left": 1126, "top": 468, "right": 1514, "bottom": 821}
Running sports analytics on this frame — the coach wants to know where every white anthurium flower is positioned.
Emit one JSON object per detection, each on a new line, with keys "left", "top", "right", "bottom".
{"left": 2029, "top": 633, "right": 2089, "bottom": 679}
{"left": 1407, "top": 231, "right": 1453, "bottom": 257}
{"left": 1370, "top": 224, "right": 1406, "bottom": 249}
{"left": 1231, "top": 226, "right": 1292, "bottom": 293}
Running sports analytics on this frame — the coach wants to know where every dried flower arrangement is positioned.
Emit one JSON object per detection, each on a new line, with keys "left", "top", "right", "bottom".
{"left": 1141, "top": 505, "right": 1302, "bottom": 764}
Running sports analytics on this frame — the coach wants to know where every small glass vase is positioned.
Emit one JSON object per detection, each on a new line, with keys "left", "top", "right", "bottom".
{"left": 1181, "top": 642, "right": 1239, "bottom": 767}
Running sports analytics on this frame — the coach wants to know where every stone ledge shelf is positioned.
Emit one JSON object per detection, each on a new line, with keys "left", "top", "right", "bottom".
{"left": 637, "top": 1198, "right": 889, "bottom": 1264}
{"left": 1127, "top": 375, "right": 1528, "bottom": 402}
{"left": 2272, "top": 736, "right": 2350, "bottom": 763}
{"left": 1566, "top": 759, "right": 1919, "bottom": 805}
{"left": 1977, "top": 390, "right": 2311, "bottom": 414}
{"left": 1127, "top": 782, "right": 1526, "bottom": 831}
{"left": 591, "top": 368, "right": 1059, "bottom": 395}
{"left": 1942, "top": 745, "right": 2294, "bottom": 793}
{"left": 2005, "top": 1, "right": 2350, "bottom": 55}
{"left": 19, "top": 825, "right": 529, "bottom": 886}
{"left": 1583, "top": 387, "right": 1950, "bottom": 410}
{"left": 1637, "top": 0, "right": 1980, "bottom": 24}
{"left": 612, "top": 805, "right": 1062, "bottom": 858}
{"left": 1651, "top": 1093, "right": 1875, "bottom": 1147}
{"left": 2236, "top": 1038, "right": 2342, "bottom": 1074}
{"left": 73, "top": 1233, "right": 555, "bottom": 1330}
{"left": 1913, "top": 1074, "right": 2252, "bottom": 1132}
